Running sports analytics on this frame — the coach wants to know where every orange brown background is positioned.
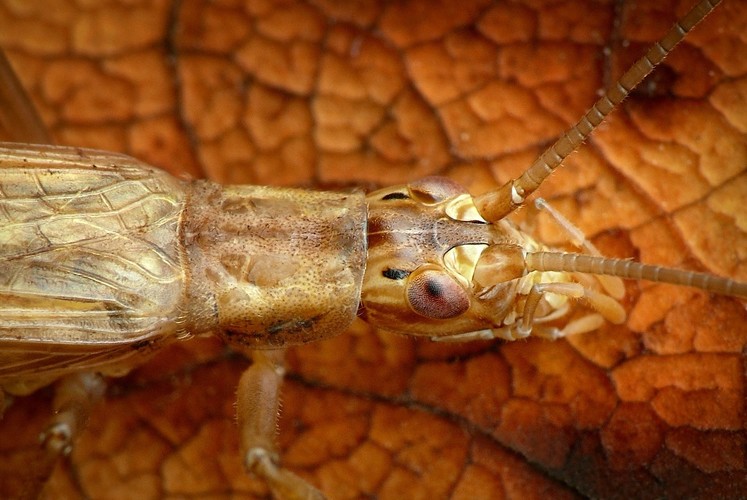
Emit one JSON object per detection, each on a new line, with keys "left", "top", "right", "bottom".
{"left": 0, "top": 0, "right": 745, "bottom": 498}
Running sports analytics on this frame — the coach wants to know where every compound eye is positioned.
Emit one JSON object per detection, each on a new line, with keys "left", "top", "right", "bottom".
{"left": 408, "top": 176, "right": 465, "bottom": 204}
{"left": 406, "top": 266, "right": 470, "bottom": 319}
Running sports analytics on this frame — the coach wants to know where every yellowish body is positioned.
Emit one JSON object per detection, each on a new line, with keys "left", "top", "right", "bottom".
{"left": 0, "top": 1, "right": 744, "bottom": 498}
{"left": 0, "top": 143, "right": 367, "bottom": 396}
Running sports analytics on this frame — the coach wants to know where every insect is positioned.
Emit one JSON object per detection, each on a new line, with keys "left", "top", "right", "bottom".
{"left": 0, "top": 0, "right": 744, "bottom": 498}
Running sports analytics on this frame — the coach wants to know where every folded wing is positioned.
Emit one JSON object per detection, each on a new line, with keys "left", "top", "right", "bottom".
{"left": 0, "top": 144, "right": 188, "bottom": 392}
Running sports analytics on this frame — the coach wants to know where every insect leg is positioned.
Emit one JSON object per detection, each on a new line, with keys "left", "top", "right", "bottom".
{"left": 237, "top": 350, "right": 324, "bottom": 500}
{"left": 40, "top": 372, "right": 106, "bottom": 456}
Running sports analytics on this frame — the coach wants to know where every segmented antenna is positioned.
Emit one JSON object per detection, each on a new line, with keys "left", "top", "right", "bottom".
{"left": 474, "top": 0, "right": 722, "bottom": 222}
{"left": 525, "top": 251, "right": 747, "bottom": 299}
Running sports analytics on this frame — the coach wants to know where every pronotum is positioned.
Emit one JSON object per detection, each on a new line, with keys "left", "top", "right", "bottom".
{"left": 1, "top": 0, "right": 738, "bottom": 498}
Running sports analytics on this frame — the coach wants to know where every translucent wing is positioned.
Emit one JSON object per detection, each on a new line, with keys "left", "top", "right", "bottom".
{"left": 0, "top": 144, "right": 188, "bottom": 392}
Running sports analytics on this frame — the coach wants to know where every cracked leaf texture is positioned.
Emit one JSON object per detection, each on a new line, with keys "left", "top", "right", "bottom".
{"left": 0, "top": 0, "right": 746, "bottom": 498}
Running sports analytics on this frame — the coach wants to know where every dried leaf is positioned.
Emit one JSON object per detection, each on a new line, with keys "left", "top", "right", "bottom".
{"left": 1, "top": 0, "right": 745, "bottom": 498}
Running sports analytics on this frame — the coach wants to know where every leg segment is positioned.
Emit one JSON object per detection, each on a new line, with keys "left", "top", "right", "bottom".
{"left": 237, "top": 349, "right": 324, "bottom": 500}
{"left": 41, "top": 372, "right": 106, "bottom": 455}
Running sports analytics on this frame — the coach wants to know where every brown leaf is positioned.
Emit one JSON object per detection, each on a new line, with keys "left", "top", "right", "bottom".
{"left": 1, "top": 0, "right": 745, "bottom": 498}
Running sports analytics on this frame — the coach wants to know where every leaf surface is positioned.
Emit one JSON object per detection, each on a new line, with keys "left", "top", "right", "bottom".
{"left": 0, "top": 0, "right": 745, "bottom": 498}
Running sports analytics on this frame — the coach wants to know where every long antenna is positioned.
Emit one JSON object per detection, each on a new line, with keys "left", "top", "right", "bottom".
{"left": 473, "top": 0, "right": 722, "bottom": 222}
{"left": 526, "top": 251, "right": 747, "bottom": 299}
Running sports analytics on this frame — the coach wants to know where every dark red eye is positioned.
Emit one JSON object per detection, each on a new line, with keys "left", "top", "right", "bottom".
{"left": 406, "top": 267, "right": 470, "bottom": 319}
{"left": 407, "top": 177, "right": 465, "bottom": 204}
